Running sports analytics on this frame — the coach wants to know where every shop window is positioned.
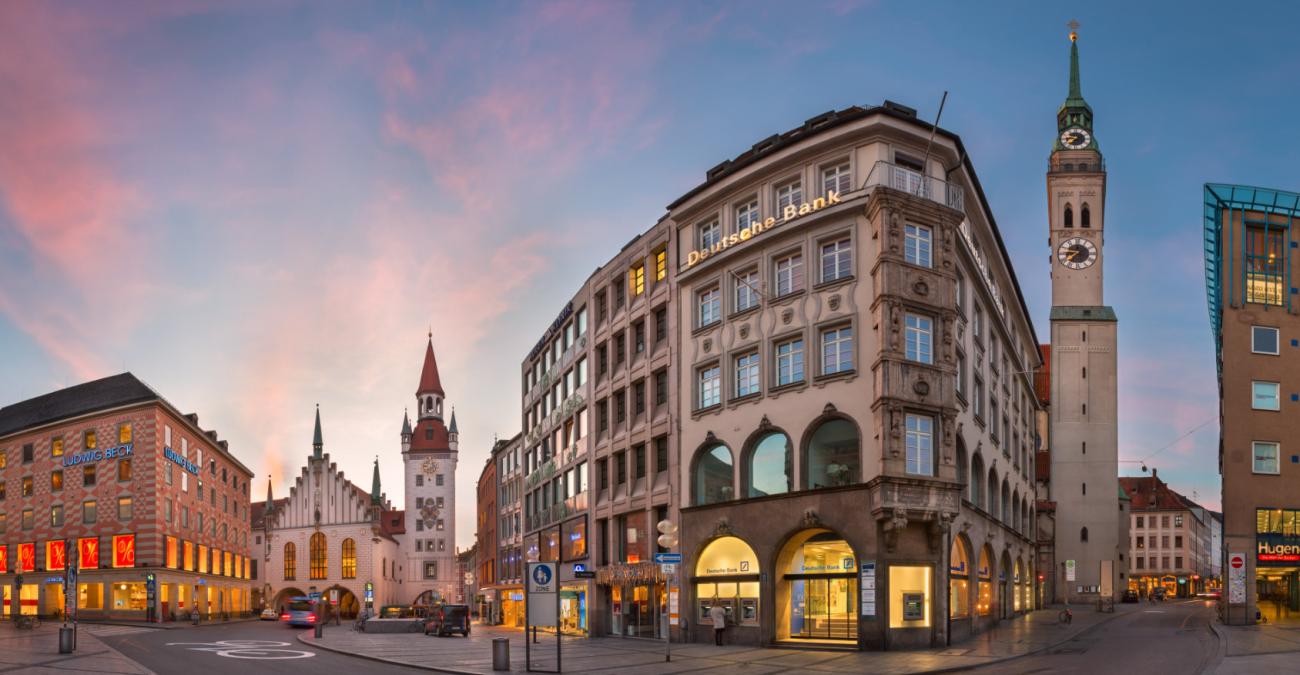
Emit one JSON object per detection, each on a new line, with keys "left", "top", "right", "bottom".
{"left": 977, "top": 548, "right": 993, "bottom": 616}
{"left": 78, "top": 583, "right": 103, "bottom": 610}
{"left": 805, "top": 418, "right": 859, "bottom": 489}
{"left": 888, "top": 565, "right": 932, "bottom": 628}
{"left": 693, "top": 444, "right": 734, "bottom": 505}
{"left": 112, "top": 582, "right": 147, "bottom": 611}
{"left": 746, "top": 432, "right": 792, "bottom": 498}
{"left": 950, "top": 538, "right": 971, "bottom": 619}
{"left": 780, "top": 531, "right": 857, "bottom": 641}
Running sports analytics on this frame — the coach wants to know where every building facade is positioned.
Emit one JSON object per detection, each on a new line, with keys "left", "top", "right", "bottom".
{"left": 1033, "top": 346, "right": 1056, "bottom": 607}
{"left": 259, "top": 408, "right": 403, "bottom": 617}
{"left": 1203, "top": 182, "right": 1300, "bottom": 623}
{"left": 0, "top": 373, "right": 253, "bottom": 622}
{"left": 475, "top": 442, "right": 497, "bottom": 619}
{"left": 672, "top": 98, "right": 1042, "bottom": 650}
{"left": 1121, "top": 472, "right": 1212, "bottom": 598}
{"left": 477, "top": 433, "right": 523, "bottom": 626}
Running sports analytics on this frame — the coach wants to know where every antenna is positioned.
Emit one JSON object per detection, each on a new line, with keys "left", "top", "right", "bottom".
{"left": 918, "top": 91, "right": 949, "bottom": 192}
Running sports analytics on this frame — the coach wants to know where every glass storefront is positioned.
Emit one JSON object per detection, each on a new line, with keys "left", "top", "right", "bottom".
{"left": 559, "top": 584, "right": 587, "bottom": 636}
{"left": 112, "top": 582, "right": 147, "bottom": 611}
{"left": 976, "top": 548, "right": 992, "bottom": 616}
{"left": 43, "top": 582, "right": 65, "bottom": 616}
{"left": 949, "top": 538, "right": 970, "bottom": 619}
{"left": 610, "top": 582, "right": 667, "bottom": 638}
{"left": 786, "top": 533, "right": 857, "bottom": 641}
{"left": 501, "top": 590, "right": 525, "bottom": 628}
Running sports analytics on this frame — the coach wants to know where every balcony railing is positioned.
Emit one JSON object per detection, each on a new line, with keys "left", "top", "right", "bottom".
{"left": 863, "top": 160, "right": 964, "bottom": 213}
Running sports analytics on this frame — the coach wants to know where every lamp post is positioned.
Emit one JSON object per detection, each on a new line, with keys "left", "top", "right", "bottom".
{"left": 656, "top": 519, "right": 678, "bottom": 663}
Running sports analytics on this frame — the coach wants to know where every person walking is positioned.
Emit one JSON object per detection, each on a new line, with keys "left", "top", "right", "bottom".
{"left": 709, "top": 603, "right": 727, "bottom": 646}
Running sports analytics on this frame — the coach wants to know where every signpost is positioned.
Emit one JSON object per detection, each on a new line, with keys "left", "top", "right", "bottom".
{"left": 1229, "top": 552, "right": 1246, "bottom": 605}
{"left": 860, "top": 562, "right": 876, "bottom": 618}
{"left": 525, "top": 562, "right": 559, "bottom": 673}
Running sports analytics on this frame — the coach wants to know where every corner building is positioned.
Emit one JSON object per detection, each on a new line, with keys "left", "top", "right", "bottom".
{"left": 673, "top": 101, "right": 1042, "bottom": 650}
{"left": 0, "top": 374, "right": 253, "bottom": 621}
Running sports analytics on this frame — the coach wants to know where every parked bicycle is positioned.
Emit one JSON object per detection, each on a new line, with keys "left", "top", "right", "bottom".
{"left": 14, "top": 615, "right": 41, "bottom": 630}
{"left": 1058, "top": 606, "right": 1073, "bottom": 625}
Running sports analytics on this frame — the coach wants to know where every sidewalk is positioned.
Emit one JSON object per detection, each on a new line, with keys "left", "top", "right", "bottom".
{"left": 0, "top": 624, "right": 156, "bottom": 674}
{"left": 1212, "top": 616, "right": 1300, "bottom": 674}
{"left": 299, "top": 605, "right": 1131, "bottom": 674}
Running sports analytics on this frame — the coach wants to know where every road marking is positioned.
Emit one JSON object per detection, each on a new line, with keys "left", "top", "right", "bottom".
{"left": 1142, "top": 610, "right": 1166, "bottom": 613}
{"left": 83, "top": 625, "right": 155, "bottom": 637}
{"left": 165, "top": 639, "right": 316, "bottom": 660}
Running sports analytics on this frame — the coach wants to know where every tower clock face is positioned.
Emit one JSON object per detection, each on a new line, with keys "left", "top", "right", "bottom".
{"left": 421, "top": 458, "right": 439, "bottom": 476}
{"left": 1057, "top": 237, "right": 1098, "bottom": 270}
{"left": 1060, "top": 127, "right": 1091, "bottom": 149}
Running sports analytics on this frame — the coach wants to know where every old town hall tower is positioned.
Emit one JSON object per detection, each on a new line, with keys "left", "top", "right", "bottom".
{"left": 1047, "top": 28, "right": 1122, "bottom": 601}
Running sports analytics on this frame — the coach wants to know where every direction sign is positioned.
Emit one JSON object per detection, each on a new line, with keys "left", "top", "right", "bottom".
{"left": 653, "top": 553, "right": 682, "bottom": 564}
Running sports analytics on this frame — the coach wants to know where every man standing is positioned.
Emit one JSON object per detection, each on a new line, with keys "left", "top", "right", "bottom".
{"left": 708, "top": 603, "right": 727, "bottom": 646}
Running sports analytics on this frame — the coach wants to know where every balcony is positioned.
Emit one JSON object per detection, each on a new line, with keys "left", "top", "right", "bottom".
{"left": 863, "top": 160, "right": 964, "bottom": 213}
{"left": 1048, "top": 156, "right": 1105, "bottom": 174}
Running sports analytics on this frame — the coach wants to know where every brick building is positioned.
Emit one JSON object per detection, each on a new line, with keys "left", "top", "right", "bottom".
{"left": 0, "top": 373, "right": 254, "bottom": 621}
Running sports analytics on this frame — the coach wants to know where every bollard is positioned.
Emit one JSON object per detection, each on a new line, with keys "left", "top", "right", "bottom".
{"left": 492, "top": 637, "right": 510, "bottom": 671}
{"left": 314, "top": 622, "right": 323, "bottom": 639}
{"left": 58, "top": 627, "right": 75, "bottom": 654}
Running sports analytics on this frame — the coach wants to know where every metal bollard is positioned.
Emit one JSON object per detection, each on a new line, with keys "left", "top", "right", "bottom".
{"left": 314, "top": 622, "right": 323, "bottom": 639}
{"left": 58, "top": 627, "right": 75, "bottom": 654}
{"left": 492, "top": 637, "right": 510, "bottom": 671}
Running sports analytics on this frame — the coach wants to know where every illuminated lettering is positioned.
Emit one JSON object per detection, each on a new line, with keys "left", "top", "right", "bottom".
{"left": 686, "top": 191, "right": 842, "bottom": 269}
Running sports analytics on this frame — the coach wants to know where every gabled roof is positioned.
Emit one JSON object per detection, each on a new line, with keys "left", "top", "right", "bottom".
{"left": 381, "top": 509, "right": 406, "bottom": 536}
{"left": 0, "top": 373, "right": 159, "bottom": 438}
{"left": 251, "top": 498, "right": 288, "bottom": 529}
{"left": 417, "top": 337, "right": 445, "bottom": 396}
{"left": 1119, "top": 475, "right": 1190, "bottom": 511}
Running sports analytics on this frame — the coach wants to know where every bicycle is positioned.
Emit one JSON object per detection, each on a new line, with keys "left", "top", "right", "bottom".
{"left": 1058, "top": 607, "right": 1073, "bottom": 625}
{"left": 14, "top": 615, "right": 41, "bottom": 630}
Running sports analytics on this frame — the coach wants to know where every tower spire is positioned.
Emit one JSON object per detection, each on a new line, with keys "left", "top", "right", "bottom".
{"left": 312, "top": 404, "right": 323, "bottom": 459}
{"left": 1065, "top": 21, "right": 1086, "bottom": 108}
{"left": 266, "top": 474, "right": 274, "bottom": 511}
{"left": 371, "top": 456, "right": 382, "bottom": 505}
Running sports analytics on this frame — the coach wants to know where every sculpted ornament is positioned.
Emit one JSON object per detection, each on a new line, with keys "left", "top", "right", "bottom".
{"left": 884, "top": 508, "right": 908, "bottom": 552}
{"left": 828, "top": 294, "right": 841, "bottom": 311}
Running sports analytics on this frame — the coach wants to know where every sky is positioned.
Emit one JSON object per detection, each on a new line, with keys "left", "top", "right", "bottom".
{"left": 5, "top": 1, "right": 1299, "bottom": 544}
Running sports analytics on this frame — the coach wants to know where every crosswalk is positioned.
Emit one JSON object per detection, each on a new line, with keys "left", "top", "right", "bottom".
{"left": 81, "top": 624, "right": 156, "bottom": 637}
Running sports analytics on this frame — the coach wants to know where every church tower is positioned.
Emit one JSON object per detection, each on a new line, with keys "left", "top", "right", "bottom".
{"left": 400, "top": 334, "right": 459, "bottom": 606}
{"left": 1048, "top": 26, "right": 1122, "bottom": 602}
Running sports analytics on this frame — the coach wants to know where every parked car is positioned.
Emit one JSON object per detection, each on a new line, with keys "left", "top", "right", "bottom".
{"left": 425, "top": 604, "right": 471, "bottom": 637}
{"left": 1121, "top": 590, "right": 1139, "bottom": 603}
{"left": 260, "top": 608, "right": 279, "bottom": 621}
{"left": 282, "top": 597, "right": 318, "bottom": 627}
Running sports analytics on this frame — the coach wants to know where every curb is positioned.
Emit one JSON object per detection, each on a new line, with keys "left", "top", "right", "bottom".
{"left": 1209, "top": 620, "right": 1227, "bottom": 674}
{"left": 79, "top": 617, "right": 263, "bottom": 631}
{"left": 914, "top": 608, "right": 1132, "bottom": 674}
{"left": 296, "top": 631, "right": 482, "bottom": 675}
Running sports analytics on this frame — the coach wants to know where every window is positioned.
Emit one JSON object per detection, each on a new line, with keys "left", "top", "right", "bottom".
{"left": 821, "top": 325, "right": 853, "bottom": 375}
{"left": 634, "top": 444, "right": 646, "bottom": 480}
{"left": 119, "top": 423, "right": 132, "bottom": 444}
{"left": 905, "top": 414, "right": 934, "bottom": 476}
{"left": 655, "top": 436, "right": 668, "bottom": 474}
{"left": 956, "top": 351, "right": 967, "bottom": 398}
{"left": 806, "top": 418, "right": 859, "bottom": 489}
{"left": 22, "top": 509, "right": 33, "bottom": 530}
{"left": 698, "top": 365, "right": 721, "bottom": 409}
{"left": 973, "top": 375, "right": 985, "bottom": 419}
{"left": 655, "top": 249, "right": 667, "bottom": 281}
{"left": 1081, "top": 527, "right": 1089, "bottom": 542}
{"left": 83, "top": 499, "right": 97, "bottom": 524}
{"left": 22, "top": 444, "right": 32, "bottom": 463}
{"left": 21, "top": 476, "right": 32, "bottom": 497}
{"left": 735, "top": 352, "right": 760, "bottom": 397}
{"left": 629, "top": 264, "right": 645, "bottom": 296}
{"left": 424, "top": 561, "right": 438, "bottom": 580}
{"left": 51, "top": 437, "right": 63, "bottom": 457}
{"left": 734, "top": 269, "right": 759, "bottom": 313}
{"left": 1253, "top": 326, "right": 1280, "bottom": 355}
{"left": 655, "top": 369, "right": 668, "bottom": 406}
{"left": 747, "top": 432, "right": 792, "bottom": 497}
{"left": 698, "top": 287, "right": 721, "bottom": 326}
{"left": 820, "top": 238, "right": 852, "bottom": 283}
{"left": 118, "top": 459, "right": 132, "bottom": 481}
{"left": 1175, "top": 515, "right": 1183, "bottom": 527}
{"left": 1254, "top": 441, "right": 1280, "bottom": 474}
{"left": 51, "top": 470, "right": 62, "bottom": 492}
{"left": 118, "top": 496, "right": 132, "bottom": 520}
{"left": 436, "top": 474, "right": 444, "bottom": 486}
{"left": 284, "top": 542, "right": 296, "bottom": 580}
{"left": 84, "top": 430, "right": 97, "bottom": 450}
{"left": 1254, "top": 382, "right": 1281, "bottom": 411}
{"left": 310, "top": 532, "right": 327, "bottom": 579}
{"left": 698, "top": 219, "right": 720, "bottom": 250}
{"left": 1064, "top": 205, "right": 1074, "bottom": 228}
{"left": 83, "top": 465, "right": 95, "bottom": 487}
{"left": 655, "top": 306, "right": 668, "bottom": 343}
{"left": 776, "top": 180, "right": 802, "bottom": 212}
{"left": 774, "top": 252, "right": 804, "bottom": 296}
{"left": 1136, "top": 516, "right": 1144, "bottom": 528}
{"left": 904, "top": 224, "right": 932, "bottom": 267}
{"left": 775, "top": 337, "right": 805, "bottom": 386}
{"left": 1246, "top": 226, "right": 1285, "bottom": 305}
{"left": 822, "top": 162, "right": 851, "bottom": 195}
{"left": 905, "top": 314, "right": 933, "bottom": 364}
{"left": 736, "top": 198, "right": 760, "bottom": 232}
{"left": 50, "top": 504, "right": 63, "bottom": 527}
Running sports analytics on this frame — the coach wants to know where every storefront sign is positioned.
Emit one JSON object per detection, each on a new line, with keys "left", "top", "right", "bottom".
{"left": 113, "top": 534, "right": 136, "bottom": 568}
{"left": 17, "top": 543, "right": 34, "bottom": 573}
{"left": 163, "top": 446, "right": 200, "bottom": 474}
{"left": 684, "top": 191, "right": 843, "bottom": 269}
{"left": 79, "top": 538, "right": 100, "bottom": 569}
{"left": 62, "top": 442, "right": 133, "bottom": 468}
{"left": 528, "top": 302, "right": 574, "bottom": 362}
{"left": 1257, "top": 535, "right": 1300, "bottom": 563}
{"left": 0, "top": 546, "right": 6, "bottom": 574}
{"left": 859, "top": 561, "right": 876, "bottom": 617}
{"left": 957, "top": 220, "right": 1007, "bottom": 317}
{"left": 1228, "top": 552, "right": 1246, "bottom": 604}
{"left": 695, "top": 537, "right": 758, "bottom": 576}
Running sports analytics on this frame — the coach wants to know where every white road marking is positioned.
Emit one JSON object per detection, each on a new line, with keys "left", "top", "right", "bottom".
{"left": 165, "top": 639, "right": 316, "bottom": 660}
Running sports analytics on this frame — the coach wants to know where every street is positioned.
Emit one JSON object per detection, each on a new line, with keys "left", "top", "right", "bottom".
{"left": 95, "top": 620, "right": 429, "bottom": 675}
{"left": 982, "top": 599, "right": 1219, "bottom": 675}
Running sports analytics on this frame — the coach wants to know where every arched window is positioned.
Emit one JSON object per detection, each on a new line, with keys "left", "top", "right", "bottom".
{"left": 971, "top": 454, "right": 984, "bottom": 508}
{"left": 1001, "top": 480, "right": 1010, "bottom": 524}
{"left": 747, "top": 432, "right": 792, "bottom": 497}
{"left": 283, "top": 542, "right": 296, "bottom": 580}
{"left": 805, "top": 419, "right": 859, "bottom": 489}
{"left": 950, "top": 537, "right": 971, "bottom": 619}
{"left": 341, "top": 538, "right": 357, "bottom": 579}
{"left": 987, "top": 468, "right": 998, "bottom": 519}
{"left": 693, "top": 444, "right": 734, "bottom": 505}
{"left": 977, "top": 546, "right": 993, "bottom": 616}
{"left": 955, "top": 439, "right": 968, "bottom": 494}
{"left": 1081, "top": 204, "right": 1091, "bottom": 228}
{"left": 310, "top": 532, "right": 327, "bottom": 580}
{"left": 1080, "top": 527, "right": 1089, "bottom": 542}
{"left": 1064, "top": 204, "right": 1073, "bottom": 228}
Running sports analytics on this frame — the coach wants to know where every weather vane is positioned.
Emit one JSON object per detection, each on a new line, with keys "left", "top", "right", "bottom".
{"left": 1068, "top": 19, "right": 1080, "bottom": 42}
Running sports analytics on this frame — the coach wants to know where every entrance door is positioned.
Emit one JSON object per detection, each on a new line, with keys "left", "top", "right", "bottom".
{"left": 791, "top": 576, "right": 856, "bottom": 640}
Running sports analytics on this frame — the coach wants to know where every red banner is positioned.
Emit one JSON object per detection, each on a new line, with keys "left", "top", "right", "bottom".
{"left": 17, "top": 543, "right": 34, "bottom": 573}
{"left": 46, "top": 540, "right": 66, "bottom": 571}
{"left": 0, "top": 546, "right": 7, "bottom": 574}
{"left": 113, "top": 534, "right": 135, "bottom": 568}
{"left": 79, "top": 538, "right": 100, "bottom": 569}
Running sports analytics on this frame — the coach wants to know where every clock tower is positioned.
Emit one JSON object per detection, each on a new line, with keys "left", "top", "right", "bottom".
{"left": 401, "top": 333, "right": 459, "bottom": 606}
{"left": 1048, "top": 27, "right": 1122, "bottom": 602}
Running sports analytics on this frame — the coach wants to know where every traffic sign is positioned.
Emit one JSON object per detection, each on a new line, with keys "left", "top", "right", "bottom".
{"left": 653, "top": 553, "right": 682, "bottom": 564}
{"left": 1230, "top": 554, "right": 1244, "bottom": 569}
{"left": 526, "top": 562, "right": 558, "bottom": 627}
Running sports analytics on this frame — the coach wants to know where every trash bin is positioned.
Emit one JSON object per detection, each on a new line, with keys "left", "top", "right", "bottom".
{"left": 314, "top": 622, "right": 323, "bottom": 639}
{"left": 59, "top": 627, "right": 75, "bottom": 654}
{"left": 492, "top": 637, "right": 510, "bottom": 671}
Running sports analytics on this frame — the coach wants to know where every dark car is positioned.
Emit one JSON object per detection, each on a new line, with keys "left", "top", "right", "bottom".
{"left": 1121, "top": 590, "right": 1139, "bottom": 603}
{"left": 425, "top": 604, "right": 471, "bottom": 637}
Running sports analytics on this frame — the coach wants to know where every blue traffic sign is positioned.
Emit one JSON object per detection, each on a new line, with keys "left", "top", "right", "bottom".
{"left": 532, "top": 565, "right": 553, "bottom": 586}
{"left": 653, "top": 553, "right": 682, "bottom": 564}
{"left": 572, "top": 563, "right": 586, "bottom": 573}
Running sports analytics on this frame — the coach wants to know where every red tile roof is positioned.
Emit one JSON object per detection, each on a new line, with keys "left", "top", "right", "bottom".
{"left": 418, "top": 338, "right": 445, "bottom": 396}
{"left": 251, "top": 498, "right": 288, "bottom": 529}
{"left": 1119, "top": 474, "right": 1191, "bottom": 511}
{"left": 381, "top": 509, "right": 406, "bottom": 536}
{"left": 1035, "top": 344, "right": 1051, "bottom": 404}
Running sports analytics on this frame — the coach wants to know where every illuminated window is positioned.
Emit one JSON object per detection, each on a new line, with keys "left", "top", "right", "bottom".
{"left": 342, "top": 538, "right": 357, "bottom": 579}
{"left": 119, "top": 424, "right": 132, "bottom": 444}
{"left": 655, "top": 249, "right": 667, "bottom": 281}
{"left": 166, "top": 537, "right": 178, "bottom": 569}
{"left": 117, "top": 496, "right": 132, "bottom": 521}
{"left": 84, "top": 430, "right": 96, "bottom": 450}
{"left": 82, "top": 500, "right": 96, "bottom": 524}
{"left": 1254, "top": 441, "right": 1281, "bottom": 475}
{"left": 889, "top": 565, "right": 932, "bottom": 628}
{"left": 949, "top": 539, "right": 970, "bottom": 619}
{"left": 282, "top": 543, "right": 295, "bottom": 580}
{"left": 310, "top": 532, "right": 327, "bottom": 579}
{"left": 51, "top": 438, "right": 63, "bottom": 457}
{"left": 183, "top": 541, "right": 194, "bottom": 571}
{"left": 50, "top": 504, "right": 63, "bottom": 527}
{"left": 1246, "top": 226, "right": 1285, "bottom": 305}
{"left": 118, "top": 459, "right": 132, "bottom": 481}
{"left": 21, "top": 477, "right": 32, "bottom": 497}
{"left": 629, "top": 264, "right": 645, "bottom": 296}
{"left": 50, "top": 471, "right": 62, "bottom": 492}
{"left": 977, "top": 548, "right": 992, "bottom": 616}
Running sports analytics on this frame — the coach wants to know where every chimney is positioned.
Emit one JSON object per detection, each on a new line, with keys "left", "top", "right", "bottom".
{"left": 1152, "top": 468, "right": 1158, "bottom": 481}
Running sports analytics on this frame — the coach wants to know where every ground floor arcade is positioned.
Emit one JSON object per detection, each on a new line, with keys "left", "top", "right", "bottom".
{"left": 0, "top": 569, "right": 251, "bottom": 621}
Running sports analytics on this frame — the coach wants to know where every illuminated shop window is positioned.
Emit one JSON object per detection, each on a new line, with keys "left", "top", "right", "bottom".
{"left": 950, "top": 538, "right": 971, "bottom": 619}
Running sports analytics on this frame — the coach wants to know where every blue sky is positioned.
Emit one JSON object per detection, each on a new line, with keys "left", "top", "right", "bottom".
{"left": 5, "top": 1, "right": 1297, "bottom": 543}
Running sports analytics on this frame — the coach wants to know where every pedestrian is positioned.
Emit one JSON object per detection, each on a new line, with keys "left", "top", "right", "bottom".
{"left": 709, "top": 603, "right": 727, "bottom": 646}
